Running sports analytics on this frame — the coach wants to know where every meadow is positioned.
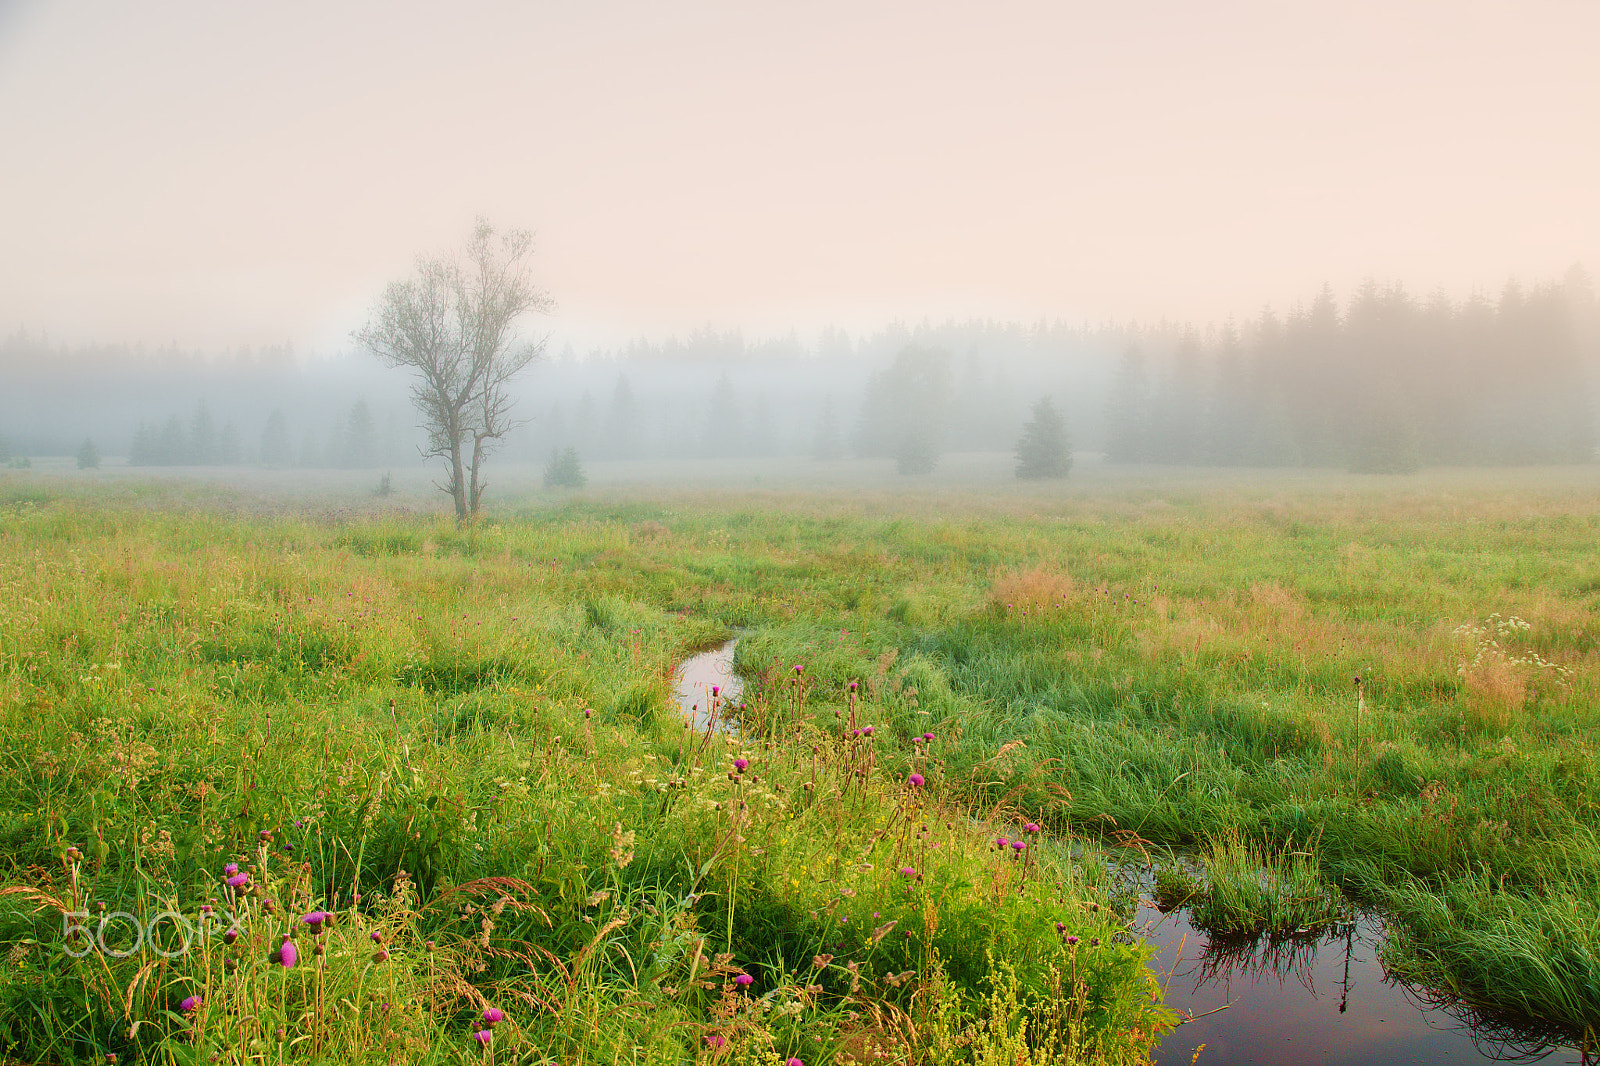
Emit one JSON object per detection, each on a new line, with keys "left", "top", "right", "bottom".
{"left": 1, "top": 461, "right": 1598, "bottom": 1062}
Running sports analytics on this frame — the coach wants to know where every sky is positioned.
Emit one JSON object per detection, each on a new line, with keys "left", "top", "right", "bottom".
{"left": 1, "top": 0, "right": 1596, "bottom": 354}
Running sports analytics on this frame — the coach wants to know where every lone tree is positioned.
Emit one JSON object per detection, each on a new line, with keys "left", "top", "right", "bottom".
{"left": 357, "top": 220, "right": 551, "bottom": 524}
{"left": 1014, "top": 396, "right": 1072, "bottom": 479}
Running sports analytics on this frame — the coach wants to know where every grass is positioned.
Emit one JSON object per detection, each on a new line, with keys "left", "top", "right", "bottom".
{"left": 0, "top": 475, "right": 1171, "bottom": 1065}
{"left": 3, "top": 465, "right": 1600, "bottom": 1057}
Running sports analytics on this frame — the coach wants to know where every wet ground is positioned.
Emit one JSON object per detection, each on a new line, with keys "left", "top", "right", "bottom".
{"left": 667, "top": 642, "right": 1584, "bottom": 1065}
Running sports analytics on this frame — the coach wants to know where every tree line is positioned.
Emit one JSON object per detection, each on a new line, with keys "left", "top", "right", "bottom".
{"left": 1104, "top": 274, "right": 1597, "bottom": 471}
{"left": 127, "top": 400, "right": 386, "bottom": 468}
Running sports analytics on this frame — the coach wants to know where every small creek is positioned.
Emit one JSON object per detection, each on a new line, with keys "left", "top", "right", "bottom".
{"left": 667, "top": 643, "right": 1582, "bottom": 1064}
{"left": 1139, "top": 901, "right": 1580, "bottom": 1065}
{"left": 672, "top": 639, "right": 743, "bottom": 731}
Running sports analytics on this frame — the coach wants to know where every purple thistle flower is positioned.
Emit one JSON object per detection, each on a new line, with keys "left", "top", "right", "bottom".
{"left": 911, "top": 736, "right": 922, "bottom": 744}
{"left": 733, "top": 758, "right": 749, "bottom": 772}
{"left": 862, "top": 725, "right": 874, "bottom": 736}
{"left": 907, "top": 773, "right": 925, "bottom": 787}
{"left": 277, "top": 938, "right": 298, "bottom": 968}
{"left": 223, "top": 863, "right": 239, "bottom": 876}
{"left": 997, "top": 837, "right": 1010, "bottom": 848}
{"left": 705, "top": 1034, "right": 726, "bottom": 1048}
{"left": 179, "top": 995, "right": 201, "bottom": 1013}
{"left": 1011, "top": 840, "right": 1026, "bottom": 851}
{"left": 483, "top": 1007, "right": 504, "bottom": 1026}
{"left": 1055, "top": 922, "right": 1066, "bottom": 932}
{"left": 922, "top": 733, "right": 934, "bottom": 741}
{"left": 786, "top": 1058, "right": 804, "bottom": 1066}
{"left": 1066, "top": 935, "right": 1080, "bottom": 946}
{"left": 793, "top": 664, "right": 803, "bottom": 674}
{"left": 734, "top": 973, "right": 753, "bottom": 986}
{"left": 473, "top": 1029, "right": 492, "bottom": 1046}
{"left": 301, "top": 911, "right": 328, "bottom": 930}
{"left": 900, "top": 866, "right": 916, "bottom": 877}
{"left": 1025, "top": 823, "right": 1040, "bottom": 834}
{"left": 711, "top": 685, "right": 720, "bottom": 697}
{"left": 223, "top": 928, "right": 239, "bottom": 945}
{"left": 226, "top": 873, "right": 250, "bottom": 889}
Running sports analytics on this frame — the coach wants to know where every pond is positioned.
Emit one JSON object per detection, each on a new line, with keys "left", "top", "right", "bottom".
{"left": 1141, "top": 900, "right": 1587, "bottom": 1065}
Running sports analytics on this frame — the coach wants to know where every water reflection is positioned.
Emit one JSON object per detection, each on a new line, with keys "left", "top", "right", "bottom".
{"left": 1141, "top": 902, "right": 1589, "bottom": 1066}
{"left": 672, "top": 639, "right": 742, "bottom": 730}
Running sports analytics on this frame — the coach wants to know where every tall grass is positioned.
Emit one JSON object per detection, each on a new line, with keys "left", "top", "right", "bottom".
{"left": 0, "top": 484, "right": 1173, "bottom": 1064}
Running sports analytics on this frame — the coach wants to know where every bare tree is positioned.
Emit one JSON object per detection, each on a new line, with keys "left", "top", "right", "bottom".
{"left": 356, "top": 221, "right": 551, "bottom": 524}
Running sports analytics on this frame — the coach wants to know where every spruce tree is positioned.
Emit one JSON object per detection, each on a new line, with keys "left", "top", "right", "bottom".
{"left": 1014, "top": 397, "right": 1073, "bottom": 479}
{"left": 542, "top": 446, "right": 587, "bottom": 488}
{"left": 76, "top": 438, "right": 100, "bottom": 470}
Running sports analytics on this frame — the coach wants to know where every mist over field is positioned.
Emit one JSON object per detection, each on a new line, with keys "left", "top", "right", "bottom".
{"left": 2, "top": 272, "right": 1596, "bottom": 488}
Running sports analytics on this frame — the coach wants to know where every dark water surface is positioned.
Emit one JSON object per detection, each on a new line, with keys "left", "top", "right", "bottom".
{"left": 1143, "top": 903, "right": 1584, "bottom": 1066}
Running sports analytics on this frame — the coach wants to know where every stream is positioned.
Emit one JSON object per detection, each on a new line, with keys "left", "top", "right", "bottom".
{"left": 1139, "top": 901, "right": 1581, "bottom": 1065}
{"left": 672, "top": 639, "right": 743, "bottom": 731}
{"left": 668, "top": 642, "right": 1585, "bottom": 1064}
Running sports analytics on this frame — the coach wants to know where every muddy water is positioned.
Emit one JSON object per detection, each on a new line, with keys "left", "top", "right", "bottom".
{"left": 672, "top": 640, "right": 742, "bottom": 730}
{"left": 1142, "top": 903, "right": 1580, "bottom": 1065}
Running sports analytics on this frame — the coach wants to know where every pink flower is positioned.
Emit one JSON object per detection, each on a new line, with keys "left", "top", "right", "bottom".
{"left": 223, "top": 863, "right": 238, "bottom": 876}
{"left": 705, "top": 1034, "right": 727, "bottom": 1048}
{"left": 179, "top": 995, "right": 201, "bottom": 1013}
{"left": 277, "top": 938, "right": 298, "bottom": 968}
{"left": 734, "top": 973, "right": 753, "bottom": 986}
{"left": 1025, "top": 823, "right": 1040, "bottom": 834}
{"left": 226, "top": 873, "right": 249, "bottom": 889}
{"left": 786, "top": 1058, "right": 804, "bottom": 1066}
{"left": 733, "top": 758, "right": 749, "bottom": 772}
{"left": 900, "top": 866, "right": 916, "bottom": 877}
{"left": 907, "top": 773, "right": 925, "bottom": 787}
{"left": 482, "top": 1007, "right": 504, "bottom": 1026}
{"left": 473, "top": 1029, "right": 492, "bottom": 1046}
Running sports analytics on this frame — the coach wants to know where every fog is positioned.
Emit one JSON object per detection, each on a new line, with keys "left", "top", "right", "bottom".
{"left": 3, "top": 269, "right": 1595, "bottom": 481}
{"left": 2, "top": 1, "right": 1598, "bottom": 485}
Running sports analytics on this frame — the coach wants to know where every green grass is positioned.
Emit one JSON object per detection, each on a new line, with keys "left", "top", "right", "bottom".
{"left": 0, "top": 477, "right": 1173, "bottom": 1065}
{"left": 3, "top": 467, "right": 1600, "bottom": 1057}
